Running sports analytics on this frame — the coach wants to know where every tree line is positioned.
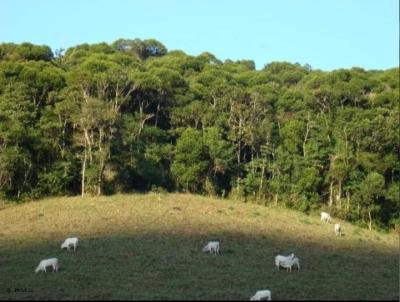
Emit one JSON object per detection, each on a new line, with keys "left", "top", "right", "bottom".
{"left": 0, "top": 39, "right": 398, "bottom": 230}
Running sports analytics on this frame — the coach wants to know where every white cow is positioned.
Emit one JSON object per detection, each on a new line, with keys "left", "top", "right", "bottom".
{"left": 275, "top": 253, "right": 295, "bottom": 269}
{"left": 277, "top": 257, "right": 300, "bottom": 272}
{"left": 320, "top": 211, "right": 331, "bottom": 223}
{"left": 202, "top": 240, "right": 220, "bottom": 255}
{"left": 61, "top": 237, "right": 79, "bottom": 252}
{"left": 250, "top": 289, "right": 271, "bottom": 301}
{"left": 35, "top": 258, "right": 58, "bottom": 273}
{"left": 334, "top": 223, "right": 341, "bottom": 236}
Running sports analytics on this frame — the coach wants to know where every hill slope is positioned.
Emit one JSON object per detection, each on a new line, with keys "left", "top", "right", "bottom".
{"left": 0, "top": 193, "right": 398, "bottom": 300}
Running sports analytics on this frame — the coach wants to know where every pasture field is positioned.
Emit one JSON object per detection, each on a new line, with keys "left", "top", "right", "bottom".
{"left": 0, "top": 193, "right": 398, "bottom": 300}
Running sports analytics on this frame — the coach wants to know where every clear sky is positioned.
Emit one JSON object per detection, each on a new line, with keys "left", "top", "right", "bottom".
{"left": 0, "top": 0, "right": 398, "bottom": 70}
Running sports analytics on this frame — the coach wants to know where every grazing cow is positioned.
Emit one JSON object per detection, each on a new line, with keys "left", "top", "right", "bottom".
{"left": 250, "top": 289, "right": 271, "bottom": 301}
{"left": 61, "top": 237, "right": 79, "bottom": 252}
{"left": 35, "top": 258, "right": 58, "bottom": 273}
{"left": 320, "top": 212, "right": 331, "bottom": 223}
{"left": 202, "top": 240, "right": 220, "bottom": 255}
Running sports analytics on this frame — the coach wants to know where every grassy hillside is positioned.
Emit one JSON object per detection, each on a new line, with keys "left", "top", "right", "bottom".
{"left": 0, "top": 193, "right": 398, "bottom": 300}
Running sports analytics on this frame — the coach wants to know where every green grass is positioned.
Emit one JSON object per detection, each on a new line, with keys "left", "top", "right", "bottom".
{"left": 0, "top": 193, "right": 398, "bottom": 300}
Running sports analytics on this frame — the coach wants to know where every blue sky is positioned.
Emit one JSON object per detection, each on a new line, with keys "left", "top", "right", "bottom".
{"left": 0, "top": 0, "right": 398, "bottom": 70}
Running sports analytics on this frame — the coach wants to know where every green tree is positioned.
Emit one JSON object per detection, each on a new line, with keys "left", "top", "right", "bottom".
{"left": 356, "top": 172, "right": 385, "bottom": 230}
{"left": 171, "top": 128, "right": 208, "bottom": 192}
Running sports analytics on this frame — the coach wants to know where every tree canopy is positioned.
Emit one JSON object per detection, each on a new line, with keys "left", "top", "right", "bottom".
{"left": 0, "top": 39, "right": 398, "bottom": 230}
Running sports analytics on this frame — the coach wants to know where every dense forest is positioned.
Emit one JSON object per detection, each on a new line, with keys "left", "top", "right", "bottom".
{"left": 0, "top": 39, "right": 398, "bottom": 230}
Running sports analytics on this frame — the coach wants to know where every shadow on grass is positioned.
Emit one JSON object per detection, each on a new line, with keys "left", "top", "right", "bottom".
{"left": 0, "top": 230, "right": 398, "bottom": 301}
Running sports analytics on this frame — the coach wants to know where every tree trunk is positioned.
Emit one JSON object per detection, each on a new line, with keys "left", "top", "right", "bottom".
{"left": 303, "top": 121, "right": 310, "bottom": 158}
{"left": 236, "top": 142, "right": 241, "bottom": 166}
{"left": 368, "top": 210, "right": 372, "bottom": 231}
{"left": 97, "top": 127, "right": 104, "bottom": 196}
{"left": 345, "top": 191, "right": 350, "bottom": 211}
{"left": 236, "top": 118, "right": 243, "bottom": 166}
{"left": 336, "top": 180, "right": 342, "bottom": 208}
{"left": 81, "top": 148, "right": 87, "bottom": 197}
{"left": 155, "top": 102, "right": 160, "bottom": 127}
{"left": 329, "top": 181, "right": 333, "bottom": 207}
{"left": 137, "top": 113, "right": 154, "bottom": 139}
{"left": 84, "top": 128, "right": 92, "bottom": 162}
{"left": 259, "top": 164, "right": 265, "bottom": 199}
{"left": 97, "top": 171, "right": 102, "bottom": 196}
{"left": 322, "top": 113, "right": 331, "bottom": 143}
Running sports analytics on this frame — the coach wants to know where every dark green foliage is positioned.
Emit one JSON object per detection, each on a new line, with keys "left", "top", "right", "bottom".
{"left": 112, "top": 38, "right": 167, "bottom": 60}
{"left": 171, "top": 128, "right": 208, "bottom": 192}
{"left": 0, "top": 41, "right": 398, "bottom": 230}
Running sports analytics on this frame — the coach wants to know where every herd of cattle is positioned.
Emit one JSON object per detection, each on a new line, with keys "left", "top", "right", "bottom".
{"left": 34, "top": 211, "right": 342, "bottom": 300}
